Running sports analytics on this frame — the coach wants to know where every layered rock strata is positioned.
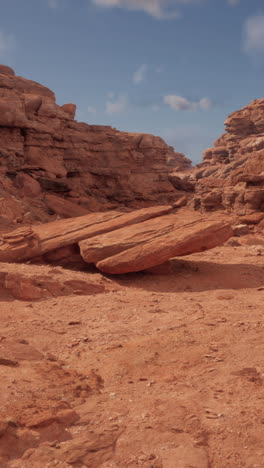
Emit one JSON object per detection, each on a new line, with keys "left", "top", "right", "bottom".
{"left": 0, "top": 206, "right": 233, "bottom": 274}
{"left": 0, "top": 64, "right": 191, "bottom": 224}
{"left": 192, "top": 99, "right": 264, "bottom": 214}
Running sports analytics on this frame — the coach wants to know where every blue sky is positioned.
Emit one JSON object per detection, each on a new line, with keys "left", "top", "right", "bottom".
{"left": 0, "top": 0, "right": 264, "bottom": 163}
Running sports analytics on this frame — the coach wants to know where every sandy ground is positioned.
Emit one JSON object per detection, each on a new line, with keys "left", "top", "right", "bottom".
{"left": 0, "top": 243, "right": 263, "bottom": 467}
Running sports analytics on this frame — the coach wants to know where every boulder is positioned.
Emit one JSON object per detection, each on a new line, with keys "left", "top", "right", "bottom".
{"left": 0, "top": 205, "right": 172, "bottom": 262}
{"left": 80, "top": 212, "right": 180, "bottom": 264}
{"left": 0, "top": 206, "right": 233, "bottom": 274}
{"left": 92, "top": 214, "right": 232, "bottom": 274}
{"left": 80, "top": 209, "right": 232, "bottom": 266}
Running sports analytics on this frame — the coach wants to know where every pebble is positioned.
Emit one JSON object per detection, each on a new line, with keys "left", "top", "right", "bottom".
{"left": 0, "top": 357, "right": 19, "bottom": 367}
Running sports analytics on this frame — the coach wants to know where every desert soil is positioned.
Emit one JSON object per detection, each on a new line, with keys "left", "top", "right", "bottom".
{"left": 0, "top": 243, "right": 264, "bottom": 467}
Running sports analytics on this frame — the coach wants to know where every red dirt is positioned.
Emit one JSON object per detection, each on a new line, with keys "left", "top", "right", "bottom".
{"left": 0, "top": 241, "right": 263, "bottom": 467}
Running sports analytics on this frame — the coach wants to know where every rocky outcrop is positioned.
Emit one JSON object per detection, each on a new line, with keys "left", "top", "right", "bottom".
{"left": 1, "top": 65, "right": 263, "bottom": 234}
{"left": 0, "top": 65, "right": 191, "bottom": 224}
{"left": 0, "top": 206, "right": 173, "bottom": 263}
{"left": 93, "top": 215, "right": 232, "bottom": 274}
{"left": 0, "top": 207, "right": 233, "bottom": 274}
{"left": 192, "top": 99, "right": 264, "bottom": 215}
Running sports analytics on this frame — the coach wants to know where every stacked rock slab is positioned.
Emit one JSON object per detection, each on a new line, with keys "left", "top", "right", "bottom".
{"left": 0, "top": 206, "right": 173, "bottom": 263}
{"left": 0, "top": 64, "right": 191, "bottom": 223}
{"left": 193, "top": 99, "right": 264, "bottom": 215}
{"left": 80, "top": 210, "right": 233, "bottom": 274}
{"left": 0, "top": 206, "right": 233, "bottom": 274}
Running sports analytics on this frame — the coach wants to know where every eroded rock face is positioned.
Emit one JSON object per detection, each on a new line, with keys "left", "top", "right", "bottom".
{"left": 0, "top": 65, "right": 191, "bottom": 224}
{"left": 192, "top": 99, "right": 264, "bottom": 215}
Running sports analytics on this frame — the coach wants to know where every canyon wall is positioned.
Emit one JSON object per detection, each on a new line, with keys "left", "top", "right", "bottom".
{"left": 0, "top": 64, "right": 191, "bottom": 224}
{"left": 189, "top": 99, "right": 264, "bottom": 214}
{"left": 1, "top": 64, "right": 263, "bottom": 225}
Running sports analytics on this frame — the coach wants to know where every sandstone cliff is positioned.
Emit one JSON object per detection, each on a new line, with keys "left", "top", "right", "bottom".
{"left": 0, "top": 64, "right": 191, "bottom": 225}
{"left": 192, "top": 99, "right": 264, "bottom": 214}
{"left": 1, "top": 64, "right": 263, "bottom": 225}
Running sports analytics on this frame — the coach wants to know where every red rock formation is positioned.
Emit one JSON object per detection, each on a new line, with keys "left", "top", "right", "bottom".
{"left": 0, "top": 206, "right": 233, "bottom": 274}
{"left": 192, "top": 99, "right": 264, "bottom": 215}
{"left": 0, "top": 65, "right": 191, "bottom": 224}
{"left": 0, "top": 206, "right": 173, "bottom": 263}
{"left": 81, "top": 211, "right": 233, "bottom": 274}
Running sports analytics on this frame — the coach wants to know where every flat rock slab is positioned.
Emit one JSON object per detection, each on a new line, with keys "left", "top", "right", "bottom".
{"left": 79, "top": 212, "right": 179, "bottom": 264}
{"left": 0, "top": 205, "right": 233, "bottom": 274}
{"left": 93, "top": 215, "right": 233, "bottom": 274}
{"left": 0, "top": 205, "right": 172, "bottom": 262}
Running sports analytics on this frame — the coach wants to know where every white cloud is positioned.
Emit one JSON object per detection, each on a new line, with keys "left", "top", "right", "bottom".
{"left": 87, "top": 106, "right": 97, "bottom": 113}
{"left": 164, "top": 95, "right": 196, "bottom": 111}
{"left": 133, "top": 64, "right": 148, "bottom": 84}
{"left": 92, "top": 1, "right": 240, "bottom": 19}
{"left": 164, "top": 94, "right": 213, "bottom": 111}
{"left": 105, "top": 94, "right": 128, "bottom": 113}
{"left": 132, "top": 64, "right": 164, "bottom": 84}
{"left": 48, "top": 0, "right": 59, "bottom": 7}
{"left": 244, "top": 14, "right": 264, "bottom": 54}
{"left": 162, "top": 124, "right": 219, "bottom": 163}
{"left": 0, "top": 31, "right": 15, "bottom": 58}
{"left": 91, "top": 0, "right": 194, "bottom": 19}
{"left": 199, "top": 97, "right": 213, "bottom": 110}
{"left": 227, "top": 0, "right": 240, "bottom": 5}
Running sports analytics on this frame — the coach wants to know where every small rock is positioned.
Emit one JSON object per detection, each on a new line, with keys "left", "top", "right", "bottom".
{"left": 216, "top": 294, "right": 234, "bottom": 300}
{"left": 233, "top": 224, "right": 250, "bottom": 237}
{"left": 0, "top": 357, "right": 19, "bottom": 367}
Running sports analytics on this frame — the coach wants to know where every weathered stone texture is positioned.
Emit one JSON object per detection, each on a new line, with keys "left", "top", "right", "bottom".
{"left": 190, "top": 99, "right": 264, "bottom": 215}
{"left": 0, "top": 65, "right": 191, "bottom": 223}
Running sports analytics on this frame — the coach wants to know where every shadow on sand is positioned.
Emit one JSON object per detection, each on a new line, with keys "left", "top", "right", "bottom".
{"left": 109, "top": 259, "right": 264, "bottom": 293}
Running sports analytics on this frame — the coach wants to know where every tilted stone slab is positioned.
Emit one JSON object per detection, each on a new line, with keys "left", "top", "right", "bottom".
{"left": 0, "top": 205, "right": 172, "bottom": 263}
{"left": 80, "top": 212, "right": 184, "bottom": 264}
{"left": 94, "top": 216, "right": 233, "bottom": 274}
